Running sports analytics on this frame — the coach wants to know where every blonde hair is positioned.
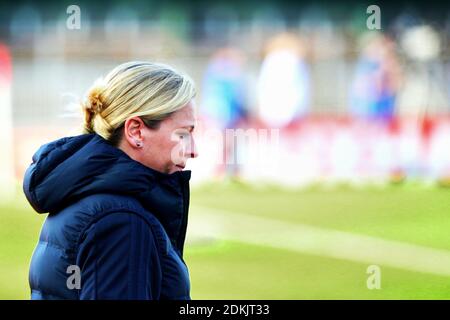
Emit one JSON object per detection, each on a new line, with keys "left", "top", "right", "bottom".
{"left": 82, "top": 61, "right": 196, "bottom": 141}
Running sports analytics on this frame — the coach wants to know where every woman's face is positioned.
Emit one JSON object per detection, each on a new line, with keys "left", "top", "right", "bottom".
{"left": 120, "top": 101, "right": 198, "bottom": 174}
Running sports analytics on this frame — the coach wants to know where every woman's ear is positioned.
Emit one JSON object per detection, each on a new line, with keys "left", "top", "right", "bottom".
{"left": 123, "top": 117, "right": 146, "bottom": 148}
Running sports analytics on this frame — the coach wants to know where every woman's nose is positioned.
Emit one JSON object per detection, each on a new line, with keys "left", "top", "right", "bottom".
{"left": 189, "top": 138, "right": 199, "bottom": 158}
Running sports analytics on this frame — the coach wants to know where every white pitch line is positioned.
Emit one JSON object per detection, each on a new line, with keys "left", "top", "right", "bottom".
{"left": 187, "top": 205, "right": 450, "bottom": 278}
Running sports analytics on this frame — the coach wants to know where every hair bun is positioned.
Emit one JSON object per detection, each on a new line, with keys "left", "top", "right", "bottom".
{"left": 84, "top": 84, "right": 105, "bottom": 114}
{"left": 82, "top": 79, "right": 107, "bottom": 134}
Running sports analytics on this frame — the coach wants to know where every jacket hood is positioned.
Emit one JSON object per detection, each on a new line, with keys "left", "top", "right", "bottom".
{"left": 23, "top": 133, "right": 191, "bottom": 247}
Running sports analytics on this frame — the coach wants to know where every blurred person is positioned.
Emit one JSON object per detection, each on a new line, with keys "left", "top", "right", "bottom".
{"left": 0, "top": 43, "right": 14, "bottom": 196}
{"left": 396, "top": 25, "right": 445, "bottom": 180}
{"left": 350, "top": 33, "right": 402, "bottom": 120}
{"left": 257, "top": 32, "right": 310, "bottom": 128}
{"left": 23, "top": 61, "right": 198, "bottom": 299}
{"left": 350, "top": 34, "right": 410, "bottom": 181}
{"left": 202, "top": 47, "right": 248, "bottom": 178}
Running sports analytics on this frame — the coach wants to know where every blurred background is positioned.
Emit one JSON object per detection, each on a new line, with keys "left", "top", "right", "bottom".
{"left": 0, "top": 0, "right": 450, "bottom": 299}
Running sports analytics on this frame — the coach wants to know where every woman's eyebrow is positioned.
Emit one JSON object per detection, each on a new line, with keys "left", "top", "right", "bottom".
{"left": 182, "top": 125, "right": 195, "bottom": 132}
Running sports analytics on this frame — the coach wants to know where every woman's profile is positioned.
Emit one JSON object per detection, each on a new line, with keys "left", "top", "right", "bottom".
{"left": 23, "top": 61, "right": 198, "bottom": 300}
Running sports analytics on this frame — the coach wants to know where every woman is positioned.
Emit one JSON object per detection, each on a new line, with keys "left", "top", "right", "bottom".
{"left": 23, "top": 61, "right": 198, "bottom": 300}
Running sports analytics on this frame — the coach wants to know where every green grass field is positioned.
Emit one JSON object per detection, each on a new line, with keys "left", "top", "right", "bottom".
{"left": 1, "top": 182, "right": 449, "bottom": 299}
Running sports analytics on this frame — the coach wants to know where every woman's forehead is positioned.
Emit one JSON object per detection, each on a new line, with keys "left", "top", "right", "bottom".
{"left": 164, "top": 103, "right": 196, "bottom": 131}
{"left": 171, "top": 102, "right": 196, "bottom": 126}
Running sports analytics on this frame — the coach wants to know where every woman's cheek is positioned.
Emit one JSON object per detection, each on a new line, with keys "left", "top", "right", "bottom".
{"left": 170, "top": 141, "right": 185, "bottom": 165}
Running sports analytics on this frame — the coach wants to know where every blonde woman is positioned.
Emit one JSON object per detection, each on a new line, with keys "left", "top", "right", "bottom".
{"left": 23, "top": 61, "right": 198, "bottom": 300}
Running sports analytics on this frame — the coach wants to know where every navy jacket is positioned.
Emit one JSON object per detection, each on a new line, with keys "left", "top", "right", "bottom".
{"left": 23, "top": 133, "right": 192, "bottom": 300}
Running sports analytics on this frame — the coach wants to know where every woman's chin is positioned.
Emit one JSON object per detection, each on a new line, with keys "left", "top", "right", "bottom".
{"left": 167, "top": 165, "right": 184, "bottom": 174}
